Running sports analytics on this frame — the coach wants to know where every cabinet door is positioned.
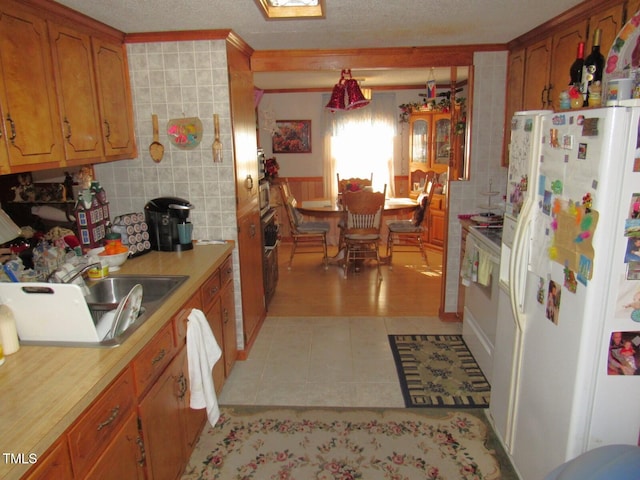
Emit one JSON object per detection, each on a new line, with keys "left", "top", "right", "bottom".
{"left": 523, "top": 37, "right": 552, "bottom": 110}
{"left": 24, "top": 440, "right": 73, "bottom": 480}
{"left": 503, "top": 48, "right": 525, "bottom": 166}
{"left": 177, "top": 346, "right": 207, "bottom": 452}
{"left": 549, "top": 21, "right": 588, "bottom": 111}
{"left": 205, "top": 295, "right": 226, "bottom": 395}
{"left": 237, "top": 208, "right": 265, "bottom": 349}
{"left": 49, "top": 23, "right": 104, "bottom": 163}
{"left": 92, "top": 38, "right": 136, "bottom": 159}
{"left": 409, "top": 116, "right": 429, "bottom": 167}
{"left": 432, "top": 114, "right": 451, "bottom": 167}
{"left": 628, "top": 0, "right": 640, "bottom": 20}
{"left": 221, "top": 281, "right": 237, "bottom": 376}
{"left": 429, "top": 210, "right": 445, "bottom": 247}
{"left": 0, "top": 2, "right": 63, "bottom": 169}
{"left": 139, "top": 351, "right": 186, "bottom": 480}
{"left": 589, "top": 3, "right": 625, "bottom": 59}
{"left": 82, "top": 413, "right": 145, "bottom": 480}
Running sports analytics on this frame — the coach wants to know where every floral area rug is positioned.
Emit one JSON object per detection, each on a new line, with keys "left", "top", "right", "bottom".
{"left": 181, "top": 406, "right": 518, "bottom": 480}
{"left": 389, "top": 334, "right": 491, "bottom": 408}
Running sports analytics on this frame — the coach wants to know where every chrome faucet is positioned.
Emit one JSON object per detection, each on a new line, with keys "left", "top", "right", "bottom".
{"left": 47, "top": 262, "right": 102, "bottom": 283}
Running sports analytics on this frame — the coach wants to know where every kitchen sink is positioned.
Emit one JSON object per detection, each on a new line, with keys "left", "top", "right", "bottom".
{"left": 85, "top": 274, "right": 189, "bottom": 347}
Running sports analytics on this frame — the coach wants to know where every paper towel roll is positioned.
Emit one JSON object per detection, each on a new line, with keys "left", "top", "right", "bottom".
{"left": 31, "top": 205, "right": 75, "bottom": 222}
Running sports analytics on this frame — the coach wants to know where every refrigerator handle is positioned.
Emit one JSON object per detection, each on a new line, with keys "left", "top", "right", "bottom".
{"left": 509, "top": 198, "right": 532, "bottom": 332}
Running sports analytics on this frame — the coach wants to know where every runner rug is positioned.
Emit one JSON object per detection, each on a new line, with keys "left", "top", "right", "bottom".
{"left": 182, "top": 406, "right": 517, "bottom": 480}
{"left": 389, "top": 334, "right": 491, "bottom": 408}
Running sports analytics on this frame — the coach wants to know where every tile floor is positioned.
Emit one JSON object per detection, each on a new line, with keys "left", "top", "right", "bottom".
{"left": 218, "top": 315, "right": 461, "bottom": 407}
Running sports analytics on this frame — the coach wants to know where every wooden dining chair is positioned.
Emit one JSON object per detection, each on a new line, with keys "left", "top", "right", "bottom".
{"left": 341, "top": 185, "right": 387, "bottom": 280}
{"left": 278, "top": 180, "right": 329, "bottom": 270}
{"left": 385, "top": 173, "right": 436, "bottom": 268}
{"left": 337, "top": 173, "right": 373, "bottom": 193}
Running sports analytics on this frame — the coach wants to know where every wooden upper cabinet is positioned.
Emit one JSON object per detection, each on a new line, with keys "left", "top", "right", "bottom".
{"left": 92, "top": 38, "right": 136, "bottom": 159}
{"left": 227, "top": 41, "right": 258, "bottom": 211}
{"left": 0, "top": 2, "right": 63, "bottom": 171}
{"left": 522, "top": 37, "right": 552, "bottom": 110}
{"left": 503, "top": 48, "right": 525, "bottom": 166}
{"left": 628, "top": 0, "right": 640, "bottom": 19}
{"left": 49, "top": 23, "right": 104, "bottom": 163}
{"left": 548, "top": 21, "right": 589, "bottom": 111}
{"left": 589, "top": 3, "right": 625, "bottom": 58}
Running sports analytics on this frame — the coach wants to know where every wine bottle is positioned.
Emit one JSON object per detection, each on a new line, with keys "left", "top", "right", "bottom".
{"left": 581, "top": 29, "right": 605, "bottom": 106}
{"left": 569, "top": 41, "right": 585, "bottom": 87}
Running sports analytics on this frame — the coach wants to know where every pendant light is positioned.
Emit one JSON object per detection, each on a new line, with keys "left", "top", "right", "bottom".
{"left": 325, "top": 69, "right": 370, "bottom": 111}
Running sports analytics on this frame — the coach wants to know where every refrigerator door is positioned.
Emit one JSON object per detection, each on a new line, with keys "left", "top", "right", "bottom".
{"left": 508, "top": 107, "right": 635, "bottom": 480}
{"left": 491, "top": 112, "right": 546, "bottom": 455}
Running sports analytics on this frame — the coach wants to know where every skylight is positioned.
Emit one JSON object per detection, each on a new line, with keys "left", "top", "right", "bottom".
{"left": 255, "top": 0, "right": 325, "bottom": 19}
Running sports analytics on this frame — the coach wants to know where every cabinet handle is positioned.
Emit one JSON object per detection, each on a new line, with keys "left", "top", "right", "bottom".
{"left": 209, "top": 285, "right": 219, "bottom": 296}
{"left": 151, "top": 348, "right": 166, "bottom": 366}
{"left": 245, "top": 174, "right": 254, "bottom": 190}
{"left": 96, "top": 405, "right": 120, "bottom": 431}
{"left": 6, "top": 114, "right": 16, "bottom": 143}
{"left": 104, "top": 120, "right": 111, "bottom": 139}
{"left": 546, "top": 83, "right": 553, "bottom": 107}
{"left": 177, "top": 372, "right": 188, "bottom": 399}
{"left": 540, "top": 86, "right": 547, "bottom": 108}
{"left": 223, "top": 307, "right": 229, "bottom": 324}
{"left": 136, "top": 436, "right": 146, "bottom": 467}
{"left": 63, "top": 117, "right": 72, "bottom": 140}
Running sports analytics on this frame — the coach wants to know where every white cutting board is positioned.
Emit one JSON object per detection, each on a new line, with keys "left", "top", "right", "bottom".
{"left": 0, "top": 283, "right": 100, "bottom": 344}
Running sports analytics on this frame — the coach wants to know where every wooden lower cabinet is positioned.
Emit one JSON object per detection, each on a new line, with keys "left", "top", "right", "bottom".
{"left": 139, "top": 346, "right": 190, "bottom": 480}
{"left": 24, "top": 440, "right": 73, "bottom": 480}
{"left": 428, "top": 194, "right": 446, "bottom": 247}
{"left": 21, "top": 255, "right": 236, "bottom": 480}
{"left": 81, "top": 413, "right": 145, "bottom": 480}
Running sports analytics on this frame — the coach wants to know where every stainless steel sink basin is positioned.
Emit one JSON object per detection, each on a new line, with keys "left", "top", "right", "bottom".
{"left": 85, "top": 274, "right": 188, "bottom": 347}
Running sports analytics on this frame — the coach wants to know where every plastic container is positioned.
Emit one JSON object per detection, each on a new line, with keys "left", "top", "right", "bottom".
{"left": 104, "top": 232, "right": 124, "bottom": 255}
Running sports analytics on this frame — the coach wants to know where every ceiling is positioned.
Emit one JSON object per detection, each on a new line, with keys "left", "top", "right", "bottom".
{"left": 54, "top": 0, "right": 584, "bottom": 90}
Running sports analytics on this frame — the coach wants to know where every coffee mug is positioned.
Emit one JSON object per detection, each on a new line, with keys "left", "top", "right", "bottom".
{"left": 177, "top": 222, "right": 193, "bottom": 244}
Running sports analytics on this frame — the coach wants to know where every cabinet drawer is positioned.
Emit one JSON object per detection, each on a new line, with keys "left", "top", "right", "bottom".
{"left": 220, "top": 255, "right": 233, "bottom": 286}
{"left": 201, "top": 270, "right": 221, "bottom": 313}
{"left": 174, "top": 291, "right": 202, "bottom": 346}
{"left": 132, "top": 322, "right": 175, "bottom": 396}
{"left": 68, "top": 367, "right": 135, "bottom": 478}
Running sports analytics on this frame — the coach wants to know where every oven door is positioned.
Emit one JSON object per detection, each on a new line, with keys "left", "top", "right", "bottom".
{"left": 462, "top": 230, "right": 501, "bottom": 383}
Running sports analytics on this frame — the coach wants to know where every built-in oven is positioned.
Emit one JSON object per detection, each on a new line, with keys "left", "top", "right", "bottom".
{"left": 462, "top": 225, "right": 502, "bottom": 383}
{"left": 259, "top": 179, "right": 271, "bottom": 218}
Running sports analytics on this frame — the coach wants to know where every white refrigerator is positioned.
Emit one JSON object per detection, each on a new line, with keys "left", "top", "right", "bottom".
{"left": 490, "top": 106, "right": 640, "bottom": 480}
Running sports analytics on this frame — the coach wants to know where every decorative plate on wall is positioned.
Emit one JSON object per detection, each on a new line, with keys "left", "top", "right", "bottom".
{"left": 167, "top": 117, "right": 203, "bottom": 150}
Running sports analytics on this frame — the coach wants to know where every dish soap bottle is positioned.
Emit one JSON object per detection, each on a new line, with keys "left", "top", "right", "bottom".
{"left": 0, "top": 304, "right": 20, "bottom": 356}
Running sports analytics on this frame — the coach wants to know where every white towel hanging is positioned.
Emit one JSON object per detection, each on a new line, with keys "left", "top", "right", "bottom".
{"left": 186, "top": 308, "right": 222, "bottom": 426}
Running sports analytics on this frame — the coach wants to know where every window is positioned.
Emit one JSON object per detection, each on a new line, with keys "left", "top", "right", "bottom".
{"left": 323, "top": 93, "right": 397, "bottom": 200}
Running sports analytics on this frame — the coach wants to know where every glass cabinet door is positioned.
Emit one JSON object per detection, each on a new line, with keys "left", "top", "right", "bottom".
{"left": 434, "top": 116, "right": 451, "bottom": 165}
{"left": 410, "top": 118, "right": 428, "bottom": 164}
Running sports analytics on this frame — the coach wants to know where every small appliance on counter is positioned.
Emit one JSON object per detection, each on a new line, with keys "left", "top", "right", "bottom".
{"left": 144, "top": 197, "right": 194, "bottom": 252}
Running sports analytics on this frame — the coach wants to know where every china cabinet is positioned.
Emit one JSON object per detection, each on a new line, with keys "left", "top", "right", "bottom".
{"left": 408, "top": 111, "right": 450, "bottom": 192}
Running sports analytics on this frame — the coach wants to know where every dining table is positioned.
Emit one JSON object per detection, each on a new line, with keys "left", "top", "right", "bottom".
{"left": 297, "top": 197, "right": 418, "bottom": 264}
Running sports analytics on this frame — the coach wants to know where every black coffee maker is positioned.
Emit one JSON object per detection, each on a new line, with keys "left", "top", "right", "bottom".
{"left": 144, "top": 197, "right": 194, "bottom": 251}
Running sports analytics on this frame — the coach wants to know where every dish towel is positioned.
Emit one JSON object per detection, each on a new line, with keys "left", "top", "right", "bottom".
{"left": 186, "top": 308, "right": 222, "bottom": 426}
{"left": 460, "top": 237, "right": 478, "bottom": 287}
{"left": 477, "top": 246, "right": 494, "bottom": 287}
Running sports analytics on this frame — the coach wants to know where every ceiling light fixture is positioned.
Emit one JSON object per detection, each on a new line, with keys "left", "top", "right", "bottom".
{"left": 255, "top": 0, "right": 325, "bottom": 19}
{"left": 325, "top": 69, "right": 370, "bottom": 112}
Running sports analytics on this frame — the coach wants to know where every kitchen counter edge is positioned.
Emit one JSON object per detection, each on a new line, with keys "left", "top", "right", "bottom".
{"left": 0, "top": 242, "right": 235, "bottom": 479}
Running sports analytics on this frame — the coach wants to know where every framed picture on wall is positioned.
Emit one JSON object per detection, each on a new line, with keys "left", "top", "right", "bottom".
{"left": 272, "top": 120, "right": 311, "bottom": 153}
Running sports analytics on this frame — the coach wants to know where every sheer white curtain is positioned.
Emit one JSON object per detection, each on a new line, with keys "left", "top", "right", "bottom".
{"left": 322, "top": 92, "right": 397, "bottom": 201}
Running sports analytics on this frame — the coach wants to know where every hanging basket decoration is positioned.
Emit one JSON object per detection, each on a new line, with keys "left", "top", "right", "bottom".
{"left": 167, "top": 117, "right": 203, "bottom": 150}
